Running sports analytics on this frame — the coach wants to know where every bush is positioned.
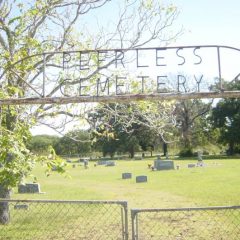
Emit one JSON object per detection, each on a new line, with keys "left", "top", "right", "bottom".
{"left": 203, "top": 150, "right": 210, "bottom": 155}
{"left": 179, "top": 148, "right": 194, "bottom": 157}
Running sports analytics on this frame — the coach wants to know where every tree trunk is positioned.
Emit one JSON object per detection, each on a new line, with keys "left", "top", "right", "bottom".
{"left": 163, "top": 143, "right": 168, "bottom": 156}
{"left": 228, "top": 142, "right": 234, "bottom": 155}
{"left": 0, "top": 185, "right": 11, "bottom": 225}
{"left": 182, "top": 126, "right": 191, "bottom": 148}
{"left": 129, "top": 147, "right": 135, "bottom": 158}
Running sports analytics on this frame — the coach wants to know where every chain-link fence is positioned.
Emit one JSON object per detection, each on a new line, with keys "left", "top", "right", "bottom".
{"left": 131, "top": 206, "right": 240, "bottom": 240}
{"left": 0, "top": 199, "right": 128, "bottom": 240}
{"left": 1, "top": 200, "right": 240, "bottom": 240}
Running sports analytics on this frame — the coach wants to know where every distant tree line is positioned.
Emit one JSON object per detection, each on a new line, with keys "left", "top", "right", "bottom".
{"left": 27, "top": 131, "right": 91, "bottom": 157}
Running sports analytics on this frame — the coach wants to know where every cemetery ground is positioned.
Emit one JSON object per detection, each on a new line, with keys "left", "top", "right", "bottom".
{"left": 12, "top": 158, "right": 240, "bottom": 207}
{"left": 1, "top": 157, "right": 240, "bottom": 239}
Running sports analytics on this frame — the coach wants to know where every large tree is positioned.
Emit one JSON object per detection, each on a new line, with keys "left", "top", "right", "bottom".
{"left": 89, "top": 102, "right": 174, "bottom": 157}
{"left": 174, "top": 99, "right": 212, "bottom": 149}
{"left": 55, "top": 130, "right": 91, "bottom": 156}
{"left": 0, "top": 0, "right": 179, "bottom": 224}
{"left": 210, "top": 80, "right": 240, "bottom": 155}
{"left": 211, "top": 98, "right": 240, "bottom": 155}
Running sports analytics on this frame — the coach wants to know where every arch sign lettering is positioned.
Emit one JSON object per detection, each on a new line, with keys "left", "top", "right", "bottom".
{"left": 1, "top": 45, "right": 240, "bottom": 105}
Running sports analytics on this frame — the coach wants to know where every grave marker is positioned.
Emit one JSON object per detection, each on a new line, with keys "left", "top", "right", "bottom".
{"left": 18, "top": 183, "right": 41, "bottom": 194}
{"left": 136, "top": 175, "right": 147, "bottom": 183}
{"left": 97, "top": 160, "right": 107, "bottom": 165}
{"left": 105, "top": 161, "right": 116, "bottom": 167}
{"left": 14, "top": 204, "right": 29, "bottom": 210}
{"left": 197, "top": 151, "right": 204, "bottom": 167}
{"left": 122, "top": 173, "right": 132, "bottom": 179}
{"left": 154, "top": 160, "right": 174, "bottom": 170}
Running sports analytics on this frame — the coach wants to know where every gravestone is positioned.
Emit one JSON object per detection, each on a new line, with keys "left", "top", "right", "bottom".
{"left": 136, "top": 175, "right": 147, "bottom": 183}
{"left": 97, "top": 160, "right": 107, "bottom": 165}
{"left": 154, "top": 160, "right": 174, "bottom": 170}
{"left": 26, "top": 183, "right": 41, "bottom": 193}
{"left": 122, "top": 173, "right": 132, "bottom": 179}
{"left": 100, "top": 157, "right": 111, "bottom": 161}
{"left": 14, "top": 204, "right": 29, "bottom": 210}
{"left": 18, "top": 183, "right": 41, "bottom": 193}
{"left": 79, "top": 157, "right": 90, "bottom": 163}
{"left": 105, "top": 161, "right": 116, "bottom": 166}
{"left": 134, "top": 156, "right": 143, "bottom": 160}
{"left": 83, "top": 159, "right": 89, "bottom": 169}
{"left": 188, "top": 163, "right": 195, "bottom": 168}
{"left": 197, "top": 151, "right": 204, "bottom": 167}
{"left": 197, "top": 151, "right": 203, "bottom": 161}
{"left": 18, "top": 184, "right": 26, "bottom": 193}
{"left": 66, "top": 159, "right": 72, "bottom": 163}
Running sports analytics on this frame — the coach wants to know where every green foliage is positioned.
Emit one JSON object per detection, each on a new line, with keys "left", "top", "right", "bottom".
{"left": 211, "top": 98, "right": 240, "bottom": 154}
{"left": 0, "top": 135, "right": 34, "bottom": 188}
{"left": 175, "top": 99, "right": 212, "bottom": 149}
{"left": 179, "top": 147, "right": 194, "bottom": 157}
{"left": 0, "top": 96, "right": 66, "bottom": 189}
{"left": 89, "top": 103, "right": 159, "bottom": 158}
{"left": 28, "top": 135, "right": 59, "bottom": 154}
{"left": 44, "top": 156, "right": 67, "bottom": 177}
{"left": 0, "top": 104, "right": 35, "bottom": 188}
{"left": 210, "top": 80, "right": 240, "bottom": 155}
{"left": 55, "top": 130, "right": 91, "bottom": 156}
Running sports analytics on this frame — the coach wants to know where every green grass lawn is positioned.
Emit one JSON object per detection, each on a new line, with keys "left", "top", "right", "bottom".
{"left": 12, "top": 158, "right": 240, "bottom": 208}
{"left": 2, "top": 158, "right": 239, "bottom": 239}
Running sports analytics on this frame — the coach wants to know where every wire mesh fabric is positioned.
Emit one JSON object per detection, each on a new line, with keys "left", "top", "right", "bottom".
{"left": 0, "top": 199, "right": 128, "bottom": 240}
{"left": 131, "top": 206, "right": 240, "bottom": 240}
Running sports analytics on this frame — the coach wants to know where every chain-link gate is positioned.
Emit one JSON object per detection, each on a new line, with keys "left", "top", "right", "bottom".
{"left": 0, "top": 199, "right": 128, "bottom": 240}
{"left": 1, "top": 200, "right": 240, "bottom": 240}
{"left": 131, "top": 206, "right": 240, "bottom": 240}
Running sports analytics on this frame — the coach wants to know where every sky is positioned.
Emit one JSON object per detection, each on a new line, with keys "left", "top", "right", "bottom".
{"left": 172, "top": 0, "right": 240, "bottom": 47}
{"left": 31, "top": 0, "right": 240, "bottom": 136}
{"left": 168, "top": 0, "right": 240, "bottom": 81}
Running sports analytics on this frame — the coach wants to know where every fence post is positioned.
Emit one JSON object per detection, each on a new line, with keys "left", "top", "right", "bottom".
{"left": 131, "top": 209, "right": 138, "bottom": 240}
{"left": 121, "top": 202, "right": 128, "bottom": 240}
{"left": 124, "top": 202, "right": 129, "bottom": 240}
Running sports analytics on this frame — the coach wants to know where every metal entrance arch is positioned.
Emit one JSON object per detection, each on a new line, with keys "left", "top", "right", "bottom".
{"left": 1, "top": 45, "right": 240, "bottom": 105}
